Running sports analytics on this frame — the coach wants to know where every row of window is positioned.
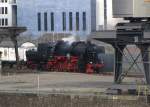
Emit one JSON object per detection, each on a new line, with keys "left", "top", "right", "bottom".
{"left": 0, "top": 0, "right": 7, "bottom": 3}
{"left": 0, "top": 18, "right": 8, "bottom": 26}
{"left": 0, "top": 7, "right": 8, "bottom": 14}
{"left": 37, "top": 12, "right": 87, "bottom": 32}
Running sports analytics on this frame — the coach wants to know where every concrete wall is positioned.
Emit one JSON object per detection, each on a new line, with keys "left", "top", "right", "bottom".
{"left": 0, "top": 92, "right": 149, "bottom": 107}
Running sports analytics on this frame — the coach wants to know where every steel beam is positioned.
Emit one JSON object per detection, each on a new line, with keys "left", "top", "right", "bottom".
{"left": 91, "top": 21, "right": 150, "bottom": 85}
{"left": 11, "top": 36, "right": 19, "bottom": 68}
{"left": 0, "top": 27, "right": 26, "bottom": 68}
{"left": 139, "top": 45, "right": 150, "bottom": 85}
{"left": 113, "top": 45, "right": 126, "bottom": 83}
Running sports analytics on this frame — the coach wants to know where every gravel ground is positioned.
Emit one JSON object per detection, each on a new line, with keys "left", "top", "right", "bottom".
{"left": 0, "top": 71, "right": 144, "bottom": 94}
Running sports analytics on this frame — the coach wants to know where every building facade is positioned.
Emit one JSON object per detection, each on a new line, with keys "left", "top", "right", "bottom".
{"left": 0, "top": 0, "right": 123, "bottom": 38}
{"left": 0, "top": 0, "right": 17, "bottom": 27}
{"left": 16, "top": 0, "right": 96, "bottom": 39}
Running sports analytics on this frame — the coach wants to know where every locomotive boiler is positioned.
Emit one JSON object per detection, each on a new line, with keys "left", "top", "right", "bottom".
{"left": 26, "top": 40, "right": 106, "bottom": 73}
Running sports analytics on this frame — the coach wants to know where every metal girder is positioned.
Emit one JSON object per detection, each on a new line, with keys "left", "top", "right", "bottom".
{"left": 125, "top": 47, "right": 143, "bottom": 73}
{"left": 91, "top": 21, "right": 150, "bottom": 85}
{"left": 118, "top": 49, "right": 141, "bottom": 83}
{"left": 139, "top": 45, "right": 150, "bottom": 85}
{"left": 113, "top": 44, "right": 126, "bottom": 83}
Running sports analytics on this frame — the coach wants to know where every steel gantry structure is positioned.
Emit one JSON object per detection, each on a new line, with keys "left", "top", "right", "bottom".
{"left": 92, "top": 19, "right": 150, "bottom": 85}
{"left": 92, "top": 0, "right": 150, "bottom": 85}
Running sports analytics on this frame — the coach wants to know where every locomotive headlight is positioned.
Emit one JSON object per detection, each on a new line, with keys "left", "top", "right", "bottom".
{"left": 90, "top": 62, "right": 93, "bottom": 64}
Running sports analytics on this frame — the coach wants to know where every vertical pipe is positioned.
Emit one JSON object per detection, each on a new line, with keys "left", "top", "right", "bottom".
{"left": 140, "top": 45, "right": 150, "bottom": 85}
{"left": 12, "top": 36, "right": 19, "bottom": 68}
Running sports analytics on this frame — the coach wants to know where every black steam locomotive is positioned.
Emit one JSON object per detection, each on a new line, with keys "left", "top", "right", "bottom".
{"left": 26, "top": 41, "right": 105, "bottom": 73}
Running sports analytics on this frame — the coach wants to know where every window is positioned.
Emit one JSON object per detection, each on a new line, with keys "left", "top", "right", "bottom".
{"left": 0, "top": 19, "right": 1, "bottom": 26}
{"left": 82, "top": 12, "right": 86, "bottom": 31}
{"left": 62, "top": 12, "right": 66, "bottom": 31}
{"left": 76, "top": 12, "right": 79, "bottom": 31}
{"left": 5, "top": 18, "right": 8, "bottom": 25}
{"left": 13, "top": 0, "right": 16, "bottom": 3}
{"left": 69, "top": 12, "right": 73, "bottom": 31}
{"left": 0, "top": 7, "right": 7, "bottom": 14}
{"left": 37, "top": 12, "right": 41, "bottom": 31}
{"left": 2, "top": 18, "right": 4, "bottom": 26}
{"left": 0, "top": 7, "right": 1, "bottom": 14}
{"left": 44, "top": 12, "right": 48, "bottom": 31}
{"left": 51, "top": 12, "right": 54, "bottom": 31}
{"left": 2, "top": 7, "right": 4, "bottom": 14}
{"left": 5, "top": 7, "right": 7, "bottom": 14}
{"left": 0, "top": 0, "right": 7, "bottom": 3}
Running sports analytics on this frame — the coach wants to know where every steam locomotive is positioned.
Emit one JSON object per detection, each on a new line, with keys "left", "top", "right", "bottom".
{"left": 26, "top": 41, "right": 105, "bottom": 73}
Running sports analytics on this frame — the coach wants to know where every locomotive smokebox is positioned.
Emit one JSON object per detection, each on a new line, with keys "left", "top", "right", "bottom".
{"left": 70, "top": 42, "right": 87, "bottom": 56}
{"left": 54, "top": 41, "right": 70, "bottom": 56}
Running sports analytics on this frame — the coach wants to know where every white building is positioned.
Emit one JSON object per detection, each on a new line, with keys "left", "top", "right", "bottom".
{"left": 0, "top": 0, "right": 17, "bottom": 27}
{"left": 0, "top": 41, "right": 36, "bottom": 61}
{"left": 17, "top": 0, "right": 96, "bottom": 39}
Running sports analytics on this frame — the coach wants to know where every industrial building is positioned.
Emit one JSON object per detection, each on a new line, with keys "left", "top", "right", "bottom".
{"left": 0, "top": 0, "right": 96, "bottom": 39}
{"left": 0, "top": 0, "right": 17, "bottom": 27}
{"left": 17, "top": 0, "right": 97, "bottom": 39}
{"left": 0, "top": 0, "right": 123, "bottom": 39}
